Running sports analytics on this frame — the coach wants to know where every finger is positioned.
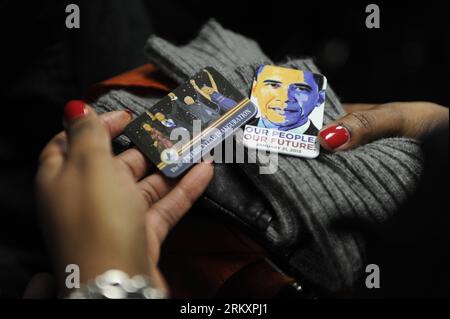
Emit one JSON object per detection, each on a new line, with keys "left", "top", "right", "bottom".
{"left": 116, "top": 148, "right": 154, "bottom": 181}
{"left": 37, "top": 131, "right": 67, "bottom": 184}
{"left": 37, "top": 106, "right": 132, "bottom": 186}
{"left": 68, "top": 104, "right": 133, "bottom": 141}
{"left": 98, "top": 109, "right": 134, "bottom": 139}
{"left": 146, "top": 162, "right": 214, "bottom": 243}
{"left": 39, "top": 131, "right": 66, "bottom": 166}
{"left": 64, "top": 100, "right": 112, "bottom": 160}
{"left": 137, "top": 172, "right": 177, "bottom": 207}
{"left": 318, "top": 104, "right": 404, "bottom": 151}
{"left": 42, "top": 109, "right": 132, "bottom": 161}
{"left": 39, "top": 109, "right": 131, "bottom": 165}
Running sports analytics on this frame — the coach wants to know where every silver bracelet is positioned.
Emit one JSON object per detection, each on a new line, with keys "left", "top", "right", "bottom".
{"left": 67, "top": 269, "right": 168, "bottom": 299}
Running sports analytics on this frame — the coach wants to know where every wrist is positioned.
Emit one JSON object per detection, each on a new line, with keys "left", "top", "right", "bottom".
{"left": 54, "top": 243, "right": 152, "bottom": 295}
{"left": 66, "top": 269, "right": 168, "bottom": 299}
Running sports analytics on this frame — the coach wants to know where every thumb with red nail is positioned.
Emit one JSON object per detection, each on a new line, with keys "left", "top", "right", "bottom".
{"left": 318, "top": 101, "right": 448, "bottom": 152}
{"left": 35, "top": 100, "right": 214, "bottom": 297}
{"left": 64, "top": 100, "right": 88, "bottom": 123}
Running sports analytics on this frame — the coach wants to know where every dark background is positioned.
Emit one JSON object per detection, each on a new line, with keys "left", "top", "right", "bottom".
{"left": 0, "top": 0, "right": 448, "bottom": 298}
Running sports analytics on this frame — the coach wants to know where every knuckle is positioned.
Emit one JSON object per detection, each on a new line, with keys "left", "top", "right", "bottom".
{"left": 117, "top": 157, "right": 140, "bottom": 180}
{"left": 173, "top": 184, "right": 194, "bottom": 211}
{"left": 69, "top": 118, "right": 108, "bottom": 142}
{"left": 348, "top": 111, "right": 374, "bottom": 131}
{"left": 69, "top": 148, "right": 108, "bottom": 171}
{"left": 140, "top": 180, "right": 163, "bottom": 206}
{"left": 39, "top": 155, "right": 61, "bottom": 170}
{"left": 151, "top": 186, "right": 192, "bottom": 231}
{"left": 69, "top": 119, "right": 96, "bottom": 137}
{"left": 38, "top": 151, "right": 50, "bottom": 166}
{"left": 156, "top": 205, "right": 178, "bottom": 231}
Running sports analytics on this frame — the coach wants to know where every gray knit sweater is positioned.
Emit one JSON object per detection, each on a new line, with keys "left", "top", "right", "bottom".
{"left": 93, "top": 20, "right": 423, "bottom": 294}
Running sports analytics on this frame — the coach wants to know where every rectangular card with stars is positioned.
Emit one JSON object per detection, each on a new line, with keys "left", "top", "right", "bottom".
{"left": 124, "top": 67, "right": 257, "bottom": 178}
{"left": 243, "top": 65, "right": 327, "bottom": 158}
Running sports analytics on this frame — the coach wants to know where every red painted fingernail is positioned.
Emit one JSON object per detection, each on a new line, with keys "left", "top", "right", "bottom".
{"left": 319, "top": 125, "right": 350, "bottom": 149}
{"left": 64, "top": 100, "right": 87, "bottom": 123}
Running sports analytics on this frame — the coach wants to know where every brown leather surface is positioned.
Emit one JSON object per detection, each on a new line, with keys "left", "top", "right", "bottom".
{"left": 91, "top": 64, "right": 296, "bottom": 298}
